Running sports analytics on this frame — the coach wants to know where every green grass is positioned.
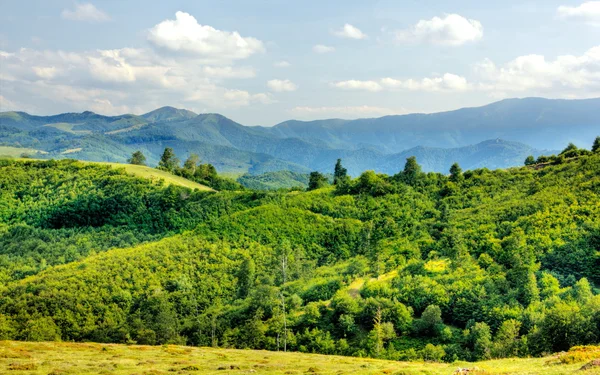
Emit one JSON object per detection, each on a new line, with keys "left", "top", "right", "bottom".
{"left": 1, "top": 156, "right": 214, "bottom": 191}
{"left": 1, "top": 341, "right": 598, "bottom": 375}
{"left": 0, "top": 146, "right": 47, "bottom": 157}
{"left": 78, "top": 161, "right": 214, "bottom": 191}
{"left": 43, "top": 122, "right": 91, "bottom": 134}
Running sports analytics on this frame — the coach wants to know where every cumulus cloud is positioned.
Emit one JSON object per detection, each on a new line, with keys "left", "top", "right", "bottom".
{"left": 396, "top": 14, "right": 483, "bottom": 46}
{"left": 0, "top": 46, "right": 272, "bottom": 115}
{"left": 313, "top": 44, "right": 335, "bottom": 53}
{"left": 557, "top": 1, "right": 600, "bottom": 26}
{"left": 333, "top": 75, "right": 470, "bottom": 92}
{"left": 267, "top": 79, "right": 298, "bottom": 92}
{"left": 381, "top": 73, "right": 470, "bottom": 92}
{"left": 474, "top": 45, "right": 600, "bottom": 96}
{"left": 274, "top": 60, "right": 291, "bottom": 68}
{"left": 61, "top": 3, "right": 110, "bottom": 22}
{"left": 332, "top": 80, "right": 382, "bottom": 92}
{"left": 291, "top": 105, "right": 403, "bottom": 118}
{"left": 333, "top": 24, "right": 367, "bottom": 39}
{"left": 148, "top": 12, "right": 264, "bottom": 62}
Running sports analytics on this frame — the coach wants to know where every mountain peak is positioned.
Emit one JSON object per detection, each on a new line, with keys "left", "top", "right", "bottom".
{"left": 142, "top": 106, "right": 197, "bottom": 122}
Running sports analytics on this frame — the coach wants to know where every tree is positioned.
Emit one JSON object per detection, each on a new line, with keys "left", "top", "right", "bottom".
{"left": 333, "top": 159, "right": 348, "bottom": 185}
{"left": 307, "top": 171, "right": 328, "bottom": 191}
{"left": 157, "top": 147, "right": 180, "bottom": 172}
{"left": 182, "top": 154, "right": 200, "bottom": 177}
{"left": 524, "top": 155, "right": 535, "bottom": 166}
{"left": 449, "top": 162, "right": 463, "bottom": 183}
{"left": 592, "top": 136, "right": 600, "bottom": 153}
{"left": 128, "top": 151, "right": 147, "bottom": 166}
{"left": 559, "top": 143, "right": 578, "bottom": 157}
{"left": 402, "top": 156, "right": 422, "bottom": 185}
{"left": 420, "top": 304, "right": 443, "bottom": 335}
{"left": 469, "top": 322, "right": 492, "bottom": 360}
{"left": 237, "top": 256, "right": 256, "bottom": 299}
{"left": 492, "top": 319, "right": 521, "bottom": 358}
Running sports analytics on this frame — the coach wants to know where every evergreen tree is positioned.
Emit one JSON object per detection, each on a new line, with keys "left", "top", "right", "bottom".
{"left": 333, "top": 159, "right": 348, "bottom": 185}
{"left": 128, "top": 151, "right": 147, "bottom": 166}
{"left": 402, "top": 156, "right": 422, "bottom": 185}
{"left": 449, "top": 162, "right": 463, "bottom": 183}
{"left": 524, "top": 155, "right": 535, "bottom": 166}
{"left": 592, "top": 136, "right": 600, "bottom": 153}
{"left": 157, "top": 147, "right": 180, "bottom": 172}
{"left": 307, "top": 171, "right": 328, "bottom": 191}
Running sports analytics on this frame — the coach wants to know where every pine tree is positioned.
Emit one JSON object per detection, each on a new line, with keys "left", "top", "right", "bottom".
{"left": 402, "top": 156, "right": 422, "bottom": 185}
{"left": 592, "top": 136, "right": 600, "bottom": 153}
{"left": 157, "top": 148, "right": 180, "bottom": 172}
{"left": 333, "top": 159, "right": 348, "bottom": 185}
{"left": 128, "top": 151, "right": 147, "bottom": 166}
{"left": 449, "top": 162, "right": 463, "bottom": 183}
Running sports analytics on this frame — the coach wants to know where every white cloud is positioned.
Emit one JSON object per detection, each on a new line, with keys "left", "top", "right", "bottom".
{"left": 274, "top": 60, "right": 291, "bottom": 68}
{"left": 148, "top": 11, "right": 265, "bottom": 62}
{"left": 396, "top": 14, "right": 483, "bottom": 46}
{"left": 0, "top": 46, "right": 273, "bottom": 115}
{"left": 0, "top": 95, "right": 19, "bottom": 111}
{"left": 333, "top": 24, "right": 367, "bottom": 39}
{"left": 381, "top": 73, "right": 470, "bottom": 92}
{"left": 32, "top": 66, "right": 58, "bottom": 80}
{"left": 557, "top": 1, "right": 600, "bottom": 26}
{"left": 313, "top": 44, "right": 335, "bottom": 54}
{"left": 333, "top": 80, "right": 382, "bottom": 92}
{"left": 267, "top": 79, "right": 298, "bottom": 92}
{"left": 474, "top": 45, "right": 600, "bottom": 96}
{"left": 291, "top": 105, "right": 403, "bottom": 118}
{"left": 61, "top": 3, "right": 110, "bottom": 22}
{"left": 202, "top": 66, "right": 256, "bottom": 79}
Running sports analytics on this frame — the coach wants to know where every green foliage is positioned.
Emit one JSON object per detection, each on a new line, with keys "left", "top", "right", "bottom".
{"left": 0, "top": 151, "right": 599, "bottom": 362}
{"left": 157, "top": 147, "right": 180, "bottom": 172}
{"left": 524, "top": 155, "right": 536, "bottom": 166}
{"left": 308, "top": 171, "right": 329, "bottom": 191}
{"left": 128, "top": 150, "right": 146, "bottom": 165}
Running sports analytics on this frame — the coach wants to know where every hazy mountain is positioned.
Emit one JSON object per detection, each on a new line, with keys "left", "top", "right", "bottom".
{"left": 0, "top": 97, "right": 595, "bottom": 174}
{"left": 263, "top": 97, "right": 600, "bottom": 152}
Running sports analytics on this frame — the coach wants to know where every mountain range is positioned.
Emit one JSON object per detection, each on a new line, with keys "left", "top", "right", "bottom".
{"left": 1, "top": 97, "right": 598, "bottom": 175}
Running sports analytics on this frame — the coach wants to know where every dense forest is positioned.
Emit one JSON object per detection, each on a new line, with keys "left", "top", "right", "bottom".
{"left": 0, "top": 137, "right": 599, "bottom": 363}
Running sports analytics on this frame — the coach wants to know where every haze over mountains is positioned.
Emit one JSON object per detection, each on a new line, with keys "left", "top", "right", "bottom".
{"left": 1, "top": 97, "right": 598, "bottom": 175}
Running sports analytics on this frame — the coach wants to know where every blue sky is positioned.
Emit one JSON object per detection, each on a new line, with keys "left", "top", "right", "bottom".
{"left": 1, "top": 0, "right": 599, "bottom": 125}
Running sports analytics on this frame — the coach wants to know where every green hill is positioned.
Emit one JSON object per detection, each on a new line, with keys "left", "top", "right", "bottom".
{"left": 0, "top": 150, "right": 599, "bottom": 364}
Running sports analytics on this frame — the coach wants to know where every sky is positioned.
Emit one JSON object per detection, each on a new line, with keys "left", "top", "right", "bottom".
{"left": 0, "top": 0, "right": 599, "bottom": 125}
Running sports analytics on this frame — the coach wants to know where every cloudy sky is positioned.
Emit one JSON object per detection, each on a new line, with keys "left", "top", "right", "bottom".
{"left": 1, "top": 0, "right": 599, "bottom": 125}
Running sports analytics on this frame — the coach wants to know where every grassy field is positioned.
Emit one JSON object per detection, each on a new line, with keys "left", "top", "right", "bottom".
{"left": 1, "top": 154, "right": 213, "bottom": 191}
{"left": 1, "top": 341, "right": 598, "bottom": 375}
{"left": 0, "top": 146, "right": 47, "bottom": 157}
{"left": 77, "top": 161, "right": 214, "bottom": 191}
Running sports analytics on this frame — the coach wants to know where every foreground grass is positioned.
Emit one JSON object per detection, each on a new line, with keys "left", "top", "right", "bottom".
{"left": 1, "top": 341, "right": 598, "bottom": 375}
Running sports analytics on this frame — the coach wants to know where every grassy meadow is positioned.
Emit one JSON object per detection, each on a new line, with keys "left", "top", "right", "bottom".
{"left": 1, "top": 341, "right": 599, "bottom": 375}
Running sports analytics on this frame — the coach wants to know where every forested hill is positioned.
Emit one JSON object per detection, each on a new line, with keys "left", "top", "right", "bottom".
{"left": 1, "top": 97, "right": 596, "bottom": 175}
{"left": 0, "top": 144, "right": 599, "bottom": 363}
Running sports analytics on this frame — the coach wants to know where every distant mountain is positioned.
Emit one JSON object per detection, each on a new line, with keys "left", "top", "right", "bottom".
{"left": 0, "top": 97, "right": 596, "bottom": 175}
{"left": 262, "top": 97, "right": 600, "bottom": 152}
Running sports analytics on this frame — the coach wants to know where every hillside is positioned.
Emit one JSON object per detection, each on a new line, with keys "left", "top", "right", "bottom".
{"left": 1, "top": 341, "right": 599, "bottom": 375}
{"left": 0, "top": 148, "right": 598, "bottom": 364}
{"left": 1, "top": 97, "right": 594, "bottom": 175}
